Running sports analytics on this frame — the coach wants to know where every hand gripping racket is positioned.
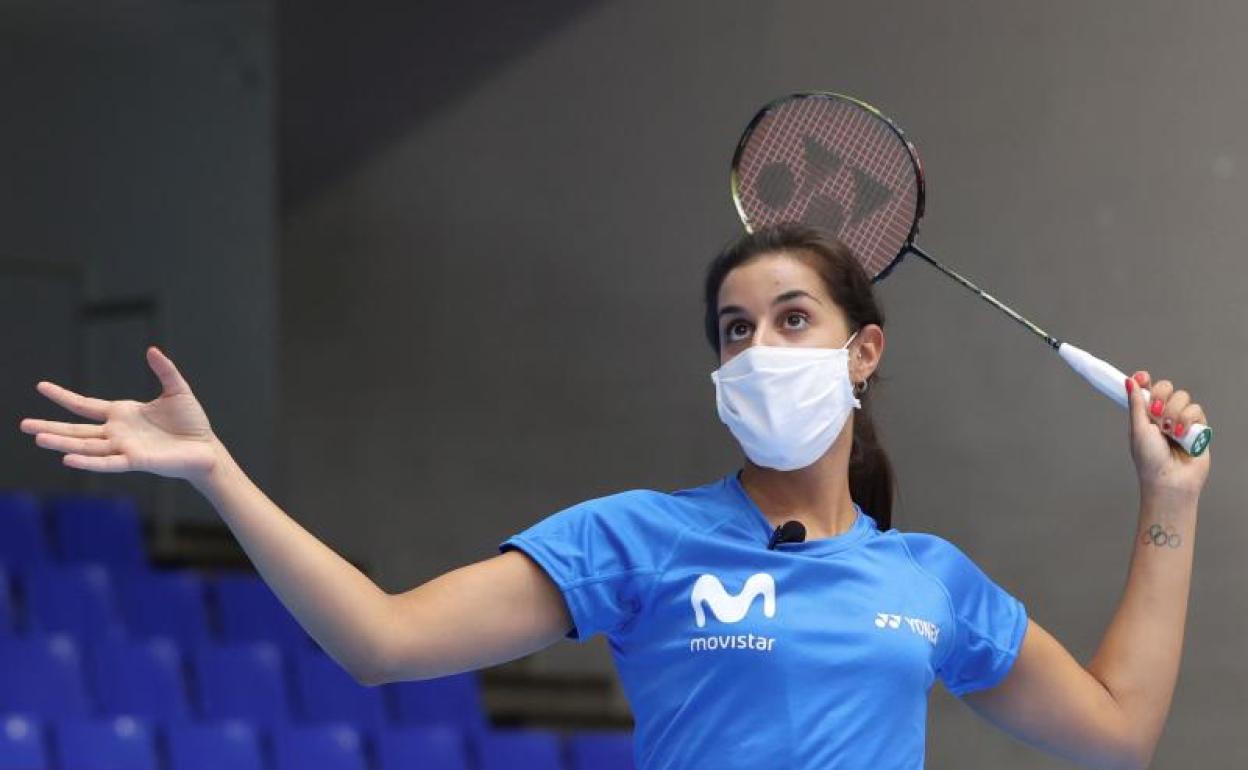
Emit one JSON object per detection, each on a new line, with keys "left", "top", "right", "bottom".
{"left": 730, "top": 92, "right": 1212, "bottom": 456}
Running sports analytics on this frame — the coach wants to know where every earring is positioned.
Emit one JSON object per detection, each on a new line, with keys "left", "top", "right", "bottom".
{"left": 853, "top": 379, "right": 869, "bottom": 397}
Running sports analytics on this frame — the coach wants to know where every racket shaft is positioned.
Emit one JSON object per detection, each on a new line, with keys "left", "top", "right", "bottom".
{"left": 1057, "top": 342, "right": 1212, "bottom": 456}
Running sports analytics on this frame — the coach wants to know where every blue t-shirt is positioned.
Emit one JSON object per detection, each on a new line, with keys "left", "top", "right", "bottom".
{"left": 499, "top": 470, "right": 1029, "bottom": 770}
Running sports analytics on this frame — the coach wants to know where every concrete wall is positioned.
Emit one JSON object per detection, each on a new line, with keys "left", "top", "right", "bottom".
{"left": 1, "top": 1, "right": 276, "bottom": 526}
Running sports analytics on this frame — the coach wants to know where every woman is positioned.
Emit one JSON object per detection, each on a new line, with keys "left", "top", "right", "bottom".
{"left": 19, "top": 224, "right": 1210, "bottom": 769}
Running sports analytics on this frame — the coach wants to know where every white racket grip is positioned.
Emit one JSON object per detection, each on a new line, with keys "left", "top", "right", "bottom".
{"left": 1057, "top": 342, "right": 1211, "bottom": 456}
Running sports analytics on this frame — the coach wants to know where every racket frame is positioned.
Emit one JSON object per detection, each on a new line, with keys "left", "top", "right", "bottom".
{"left": 729, "top": 91, "right": 927, "bottom": 284}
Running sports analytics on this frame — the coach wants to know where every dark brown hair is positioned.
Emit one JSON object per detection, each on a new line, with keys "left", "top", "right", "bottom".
{"left": 703, "top": 223, "right": 896, "bottom": 530}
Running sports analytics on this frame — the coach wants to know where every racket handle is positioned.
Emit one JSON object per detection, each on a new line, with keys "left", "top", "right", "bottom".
{"left": 1057, "top": 342, "right": 1212, "bottom": 456}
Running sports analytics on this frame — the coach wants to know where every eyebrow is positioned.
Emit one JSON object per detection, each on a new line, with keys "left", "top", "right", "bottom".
{"left": 718, "top": 289, "right": 823, "bottom": 318}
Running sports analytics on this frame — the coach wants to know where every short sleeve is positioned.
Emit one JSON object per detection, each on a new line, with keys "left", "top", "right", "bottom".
{"left": 902, "top": 533, "right": 1029, "bottom": 697}
{"left": 499, "top": 490, "right": 666, "bottom": 643}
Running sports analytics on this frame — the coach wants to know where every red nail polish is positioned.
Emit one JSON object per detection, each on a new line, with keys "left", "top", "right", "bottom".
{"left": 1175, "top": 422, "right": 1186, "bottom": 437}
{"left": 1150, "top": 399, "right": 1163, "bottom": 417}
{"left": 1125, "top": 378, "right": 1134, "bottom": 394}
{"left": 1133, "top": 372, "right": 1147, "bottom": 386}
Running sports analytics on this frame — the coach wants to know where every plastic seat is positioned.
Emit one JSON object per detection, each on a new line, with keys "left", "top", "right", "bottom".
{"left": 292, "top": 646, "right": 388, "bottom": 729}
{"left": 191, "top": 641, "right": 292, "bottom": 726}
{"left": 47, "top": 494, "right": 147, "bottom": 568}
{"left": 114, "top": 569, "right": 210, "bottom": 648}
{"left": 165, "top": 721, "right": 264, "bottom": 770}
{"left": 386, "top": 671, "right": 486, "bottom": 732}
{"left": 54, "top": 716, "right": 157, "bottom": 770}
{"left": 0, "top": 492, "right": 50, "bottom": 569}
{"left": 0, "top": 635, "right": 90, "bottom": 718}
{"left": 475, "top": 729, "right": 564, "bottom": 770}
{"left": 213, "top": 573, "right": 313, "bottom": 648}
{"left": 89, "top": 637, "right": 191, "bottom": 721}
{"left": 0, "top": 713, "right": 46, "bottom": 770}
{"left": 0, "top": 570, "right": 14, "bottom": 637}
{"left": 19, "top": 562, "right": 125, "bottom": 642}
{"left": 568, "top": 731, "right": 634, "bottom": 770}
{"left": 272, "top": 724, "right": 366, "bottom": 770}
{"left": 375, "top": 724, "right": 470, "bottom": 770}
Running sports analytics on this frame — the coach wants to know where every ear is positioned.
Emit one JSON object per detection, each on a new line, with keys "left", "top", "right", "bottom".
{"left": 851, "top": 324, "right": 885, "bottom": 384}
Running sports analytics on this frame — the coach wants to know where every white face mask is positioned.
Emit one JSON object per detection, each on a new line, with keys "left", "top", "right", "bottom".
{"left": 710, "top": 331, "right": 861, "bottom": 471}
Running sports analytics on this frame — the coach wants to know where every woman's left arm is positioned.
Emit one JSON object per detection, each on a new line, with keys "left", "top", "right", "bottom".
{"left": 962, "top": 369, "right": 1211, "bottom": 770}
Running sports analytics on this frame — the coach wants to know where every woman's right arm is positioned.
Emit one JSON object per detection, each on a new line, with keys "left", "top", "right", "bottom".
{"left": 20, "top": 347, "right": 572, "bottom": 686}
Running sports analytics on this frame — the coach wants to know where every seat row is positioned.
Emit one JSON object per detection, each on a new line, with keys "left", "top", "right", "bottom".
{"left": 0, "top": 559, "right": 324, "bottom": 649}
{"left": 0, "top": 491, "right": 149, "bottom": 569}
{"left": 0, "top": 633, "right": 483, "bottom": 732}
{"left": 0, "top": 714, "right": 634, "bottom": 770}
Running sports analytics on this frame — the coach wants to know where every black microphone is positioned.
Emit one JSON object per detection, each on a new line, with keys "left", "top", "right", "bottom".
{"left": 767, "top": 520, "right": 807, "bottom": 550}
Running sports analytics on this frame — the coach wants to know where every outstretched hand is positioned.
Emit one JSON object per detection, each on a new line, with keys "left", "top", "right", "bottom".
{"left": 19, "top": 347, "right": 220, "bottom": 482}
{"left": 1125, "top": 370, "right": 1211, "bottom": 496}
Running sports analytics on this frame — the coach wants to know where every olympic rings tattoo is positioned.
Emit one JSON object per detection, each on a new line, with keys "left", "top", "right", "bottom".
{"left": 1141, "top": 523, "right": 1181, "bottom": 548}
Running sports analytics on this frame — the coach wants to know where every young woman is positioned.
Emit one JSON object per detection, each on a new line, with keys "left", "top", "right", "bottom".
{"left": 20, "top": 224, "right": 1210, "bottom": 769}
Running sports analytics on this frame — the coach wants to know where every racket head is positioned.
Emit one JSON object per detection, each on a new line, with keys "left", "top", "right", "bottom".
{"left": 730, "top": 92, "right": 926, "bottom": 282}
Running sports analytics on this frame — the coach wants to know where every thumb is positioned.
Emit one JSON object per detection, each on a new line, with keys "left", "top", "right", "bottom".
{"left": 146, "top": 346, "right": 192, "bottom": 396}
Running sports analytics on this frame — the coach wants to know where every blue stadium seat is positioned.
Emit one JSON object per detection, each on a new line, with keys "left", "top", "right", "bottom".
{"left": 19, "top": 562, "right": 125, "bottom": 642}
{"left": 475, "top": 729, "right": 564, "bottom": 770}
{"left": 272, "top": 724, "right": 366, "bottom": 770}
{"left": 292, "top": 646, "right": 388, "bottom": 729}
{"left": 0, "top": 492, "right": 50, "bottom": 568}
{"left": 0, "top": 635, "right": 90, "bottom": 719}
{"left": 165, "top": 721, "right": 264, "bottom": 770}
{"left": 54, "top": 716, "right": 157, "bottom": 770}
{"left": 568, "top": 731, "right": 635, "bottom": 770}
{"left": 89, "top": 637, "right": 191, "bottom": 721}
{"left": 0, "top": 570, "right": 14, "bottom": 637}
{"left": 212, "top": 573, "right": 313, "bottom": 648}
{"left": 0, "top": 713, "right": 47, "bottom": 770}
{"left": 375, "top": 725, "right": 470, "bottom": 770}
{"left": 47, "top": 494, "right": 147, "bottom": 568}
{"left": 387, "top": 672, "right": 486, "bottom": 733}
{"left": 191, "top": 641, "right": 293, "bottom": 726}
{"left": 114, "top": 569, "right": 210, "bottom": 648}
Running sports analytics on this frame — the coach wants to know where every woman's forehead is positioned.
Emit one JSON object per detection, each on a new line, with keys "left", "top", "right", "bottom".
{"left": 719, "top": 253, "right": 830, "bottom": 304}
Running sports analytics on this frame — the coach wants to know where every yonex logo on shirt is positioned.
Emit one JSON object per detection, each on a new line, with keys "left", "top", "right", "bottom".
{"left": 690, "top": 572, "right": 776, "bottom": 628}
{"left": 875, "top": 612, "right": 941, "bottom": 646}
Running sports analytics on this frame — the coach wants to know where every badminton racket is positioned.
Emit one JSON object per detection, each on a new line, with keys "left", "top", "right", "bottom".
{"left": 730, "top": 92, "right": 1211, "bottom": 456}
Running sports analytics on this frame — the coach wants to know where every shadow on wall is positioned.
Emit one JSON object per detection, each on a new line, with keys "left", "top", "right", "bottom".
{"left": 279, "top": 0, "right": 608, "bottom": 211}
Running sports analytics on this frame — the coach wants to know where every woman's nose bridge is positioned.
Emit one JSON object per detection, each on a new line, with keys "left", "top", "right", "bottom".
{"left": 751, "top": 319, "right": 784, "bottom": 347}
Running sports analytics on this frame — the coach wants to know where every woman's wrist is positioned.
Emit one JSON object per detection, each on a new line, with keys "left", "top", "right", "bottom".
{"left": 189, "top": 437, "right": 238, "bottom": 497}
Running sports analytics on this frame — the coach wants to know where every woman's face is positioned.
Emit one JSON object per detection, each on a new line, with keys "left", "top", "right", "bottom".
{"left": 717, "top": 252, "right": 851, "bottom": 359}
{"left": 715, "top": 251, "right": 884, "bottom": 376}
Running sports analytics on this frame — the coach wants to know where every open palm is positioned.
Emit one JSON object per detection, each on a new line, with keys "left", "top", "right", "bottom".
{"left": 19, "top": 347, "right": 220, "bottom": 481}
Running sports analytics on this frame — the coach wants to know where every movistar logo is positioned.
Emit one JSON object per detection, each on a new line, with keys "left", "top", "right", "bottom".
{"left": 690, "top": 573, "right": 776, "bottom": 628}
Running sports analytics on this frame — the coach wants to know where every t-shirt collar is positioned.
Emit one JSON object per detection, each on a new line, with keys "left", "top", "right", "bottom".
{"left": 726, "top": 469, "right": 877, "bottom": 557}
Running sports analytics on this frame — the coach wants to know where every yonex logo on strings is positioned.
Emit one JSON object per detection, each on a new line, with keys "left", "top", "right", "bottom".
{"left": 753, "top": 135, "right": 894, "bottom": 235}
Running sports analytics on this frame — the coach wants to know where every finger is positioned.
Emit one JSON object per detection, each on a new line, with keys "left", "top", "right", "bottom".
{"left": 19, "top": 418, "right": 105, "bottom": 439}
{"left": 1145, "top": 379, "right": 1173, "bottom": 422}
{"left": 63, "top": 453, "right": 132, "bottom": 473}
{"left": 35, "top": 433, "right": 114, "bottom": 457}
{"left": 36, "top": 381, "right": 110, "bottom": 421}
{"left": 146, "top": 346, "right": 191, "bottom": 396}
{"left": 1176, "top": 403, "right": 1207, "bottom": 437}
{"left": 1132, "top": 370, "right": 1151, "bottom": 390}
{"left": 1160, "top": 389, "right": 1190, "bottom": 434}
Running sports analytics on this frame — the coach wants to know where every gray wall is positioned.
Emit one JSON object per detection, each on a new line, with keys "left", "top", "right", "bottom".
{"left": 1, "top": 2, "right": 276, "bottom": 525}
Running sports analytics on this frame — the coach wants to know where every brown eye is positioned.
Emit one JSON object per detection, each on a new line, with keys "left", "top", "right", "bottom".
{"left": 725, "top": 321, "right": 751, "bottom": 342}
{"left": 783, "top": 312, "right": 809, "bottom": 330}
